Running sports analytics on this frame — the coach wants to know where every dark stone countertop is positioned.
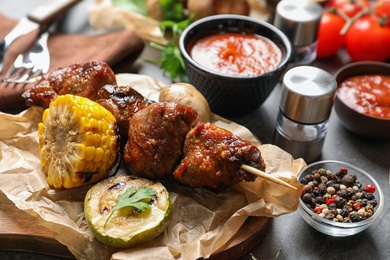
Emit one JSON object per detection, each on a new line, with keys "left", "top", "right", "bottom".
{"left": 1, "top": 0, "right": 389, "bottom": 259}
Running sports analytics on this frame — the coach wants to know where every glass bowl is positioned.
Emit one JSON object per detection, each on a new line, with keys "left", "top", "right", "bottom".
{"left": 297, "top": 160, "right": 384, "bottom": 237}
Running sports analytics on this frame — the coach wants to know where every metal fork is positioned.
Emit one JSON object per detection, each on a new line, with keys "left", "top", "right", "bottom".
{"left": 0, "top": 17, "right": 41, "bottom": 74}
{"left": 0, "top": 31, "right": 50, "bottom": 84}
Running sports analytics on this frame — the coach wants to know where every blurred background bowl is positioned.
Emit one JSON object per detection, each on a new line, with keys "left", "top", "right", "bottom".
{"left": 179, "top": 14, "right": 292, "bottom": 117}
{"left": 334, "top": 61, "right": 390, "bottom": 140}
{"left": 298, "top": 160, "right": 383, "bottom": 237}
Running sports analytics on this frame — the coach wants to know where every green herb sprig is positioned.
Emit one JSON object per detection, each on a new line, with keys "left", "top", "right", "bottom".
{"left": 149, "top": 16, "right": 193, "bottom": 82}
{"left": 112, "top": 0, "right": 193, "bottom": 81}
{"left": 160, "top": 0, "right": 185, "bottom": 21}
{"left": 104, "top": 187, "right": 156, "bottom": 228}
{"left": 148, "top": 0, "right": 193, "bottom": 82}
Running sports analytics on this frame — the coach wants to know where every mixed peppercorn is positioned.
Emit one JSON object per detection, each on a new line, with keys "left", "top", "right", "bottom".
{"left": 300, "top": 167, "right": 378, "bottom": 223}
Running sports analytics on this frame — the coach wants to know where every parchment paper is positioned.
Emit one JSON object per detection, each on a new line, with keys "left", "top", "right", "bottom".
{"left": 87, "top": 0, "right": 270, "bottom": 45}
{"left": 0, "top": 74, "right": 305, "bottom": 260}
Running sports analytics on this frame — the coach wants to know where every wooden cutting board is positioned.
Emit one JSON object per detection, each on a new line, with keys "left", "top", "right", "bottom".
{"left": 0, "top": 191, "right": 271, "bottom": 259}
{"left": 0, "top": 191, "right": 73, "bottom": 258}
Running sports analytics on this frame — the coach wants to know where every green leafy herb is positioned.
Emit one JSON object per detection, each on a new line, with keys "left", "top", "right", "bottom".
{"left": 147, "top": 14, "right": 194, "bottom": 82}
{"left": 150, "top": 42, "right": 185, "bottom": 80}
{"left": 113, "top": 0, "right": 193, "bottom": 81}
{"left": 112, "top": 0, "right": 148, "bottom": 16}
{"left": 104, "top": 187, "right": 156, "bottom": 228}
{"left": 160, "top": 0, "right": 185, "bottom": 22}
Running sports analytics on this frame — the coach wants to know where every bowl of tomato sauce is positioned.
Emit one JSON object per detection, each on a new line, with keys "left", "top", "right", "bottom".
{"left": 179, "top": 14, "right": 292, "bottom": 117}
{"left": 334, "top": 61, "right": 390, "bottom": 140}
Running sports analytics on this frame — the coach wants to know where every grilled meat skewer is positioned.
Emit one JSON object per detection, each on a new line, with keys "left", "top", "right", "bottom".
{"left": 174, "top": 122, "right": 265, "bottom": 191}
{"left": 123, "top": 102, "right": 198, "bottom": 180}
{"left": 24, "top": 61, "right": 295, "bottom": 191}
{"left": 22, "top": 61, "right": 116, "bottom": 108}
{"left": 122, "top": 101, "right": 266, "bottom": 191}
{"left": 96, "top": 84, "right": 155, "bottom": 139}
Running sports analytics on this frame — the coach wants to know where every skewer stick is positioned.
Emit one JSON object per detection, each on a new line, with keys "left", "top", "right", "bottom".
{"left": 241, "top": 164, "right": 297, "bottom": 190}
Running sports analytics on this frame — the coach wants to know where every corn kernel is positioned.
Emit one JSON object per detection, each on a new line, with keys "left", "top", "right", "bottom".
{"left": 103, "top": 149, "right": 110, "bottom": 163}
{"left": 94, "top": 147, "right": 104, "bottom": 162}
{"left": 85, "top": 146, "right": 96, "bottom": 161}
{"left": 85, "top": 132, "right": 95, "bottom": 147}
{"left": 38, "top": 94, "right": 119, "bottom": 189}
{"left": 92, "top": 133, "right": 101, "bottom": 147}
{"left": 72, "top": 143, "right": 86, "bottom": 160}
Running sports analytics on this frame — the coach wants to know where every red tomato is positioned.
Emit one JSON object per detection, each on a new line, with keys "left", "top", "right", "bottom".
{"left": 375, "top": 0, "right": 390, "bottom": 26}
{"left": 345, "top": 15, "right": 390, "bottom": 61}
{"left": 328, "top": 0, "right": 370, "bottom": 18}
{"left": 317, "top": 11, "right": 346, "bottom": 58}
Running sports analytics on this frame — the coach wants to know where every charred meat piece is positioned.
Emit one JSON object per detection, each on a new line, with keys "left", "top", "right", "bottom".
{"left": 22, "top": 61, "right": 116, "bottom": 108}
{"left": 173, "top": 122, "right": 265, "bottom": 191}
{"left": 124, "top": 102, "right": 198, "bottom": 180}
{"left": 96, "top": 84, "right": 155, "bottom": 136}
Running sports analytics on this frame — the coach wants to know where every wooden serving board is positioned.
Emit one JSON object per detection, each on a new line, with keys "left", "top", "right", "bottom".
{"left": 0, "top": 191, "right": 73, "bottom": 258}
{"left": 0, "top": 191, "right": 271, "bottom": 259}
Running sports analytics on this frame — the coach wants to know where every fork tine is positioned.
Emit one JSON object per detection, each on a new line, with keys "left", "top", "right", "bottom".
{"left": 4, "top": 66, "right": 18, "bottom": 78}
{"left": 3, "top": 67, "right": 44, "bottom": 84}
{"left": 32, "top": 68, "right": 43, "bottom": 78}
{"left": 15, "top": 67, "right": 42, "bottom": 83}
{"left": 2, "top": 66, "right": 28, "bottom": 82}
{"left": 0, "top": 31, "right": 49, "bottom": 84}
{"left": 13, "top": 68, "right": 33, "bottom": 83}
{"left": 2, "top": 67, "right": 37, "bottom": 84}
{"left": 2, "top": 55, "right": 23, "bottom": 79}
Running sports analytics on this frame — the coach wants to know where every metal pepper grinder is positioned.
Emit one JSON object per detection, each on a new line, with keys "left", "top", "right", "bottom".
{"left": 273, "top": 66, "right": 337, "bottom": 163}
{"left": 273, "top": 0, "right": 323, "bottom": 65}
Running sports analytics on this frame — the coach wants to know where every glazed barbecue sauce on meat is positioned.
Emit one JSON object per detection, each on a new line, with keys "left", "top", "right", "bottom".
{"left": 96, "top": 84, "right": 155, "bottom": 141}
{"left": 173, "top": 122, "right": 265, "bottom": 191}
{"left": 124, "top": 102, "right": 198, "bottom": 180}
{"left": 22, "top": 61, "right": 117, "bottom": 108}
{"left": 24, "top": 61, "right": 267, "bottom": 191}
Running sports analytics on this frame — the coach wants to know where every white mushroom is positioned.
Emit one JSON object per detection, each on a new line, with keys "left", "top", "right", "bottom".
{"left": 159, "top": 82, "right": 211, "bottom": 122}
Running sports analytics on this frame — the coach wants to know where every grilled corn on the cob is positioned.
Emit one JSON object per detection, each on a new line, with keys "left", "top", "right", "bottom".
{"left": 38, "top": 94, "right": 120, "bottom": 189}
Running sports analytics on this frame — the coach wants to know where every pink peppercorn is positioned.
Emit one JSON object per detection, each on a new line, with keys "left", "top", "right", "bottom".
{"left": 314, "top": 206, "right": 322, "bottom": 214}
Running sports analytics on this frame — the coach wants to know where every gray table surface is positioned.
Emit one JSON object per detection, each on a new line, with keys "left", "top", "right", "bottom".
{"left": 1, "top": 0, "right": 389, "bottom": 259}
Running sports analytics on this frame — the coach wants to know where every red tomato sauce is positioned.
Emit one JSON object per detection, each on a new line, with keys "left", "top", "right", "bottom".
{"left": 189, "top": 32, "right": 282, "bottom": 76}
{"left": 338, "top": 74, "right": 390, "bottom": 119}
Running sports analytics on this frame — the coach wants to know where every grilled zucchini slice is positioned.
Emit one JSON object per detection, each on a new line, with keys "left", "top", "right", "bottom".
{"left": 84, "top": 175, "right": 172, "bottom": 247}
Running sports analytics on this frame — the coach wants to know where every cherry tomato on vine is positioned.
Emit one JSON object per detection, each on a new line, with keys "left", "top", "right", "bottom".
{"left": 345, "top": 15, "right": 390, "bottom": 61}
{"left": 317, "top": 10, "right": 346, "bottom": 58}
{"left": 375, "top": 0, "right": 390, "bottom": 27}
{"left": 328, "top": 0, "right": 370, "bottom": 18}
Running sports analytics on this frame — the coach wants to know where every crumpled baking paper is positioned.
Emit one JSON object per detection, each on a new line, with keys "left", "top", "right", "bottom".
{"left": 0, "top": 73, "right": 305, "bottom": 260}
{"left": 87, "top": 0, "right": 270, "bottom": 45}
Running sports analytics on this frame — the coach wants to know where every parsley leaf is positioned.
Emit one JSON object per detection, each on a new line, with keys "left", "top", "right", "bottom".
{"left": 113, "top": 0, "right": 193, "bottom": 81}
{"left": 147, "top": 14, "right": 193, "bottom": 81}
{"left": 104, "top": 187, "right": 157, "bottom": 228}
{"left": 160, "top": 0, "right": 184, "bottom": 21}
{"left": 150, "top": 42, "right": 187, "bottom": 81}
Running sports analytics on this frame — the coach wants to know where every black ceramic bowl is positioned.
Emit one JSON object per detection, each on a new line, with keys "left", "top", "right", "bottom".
{"left": 334, "top": 61, "right": 390, "bottom": 140}
{"left": 179, "top": 14, "right": 292, "bottom": 117}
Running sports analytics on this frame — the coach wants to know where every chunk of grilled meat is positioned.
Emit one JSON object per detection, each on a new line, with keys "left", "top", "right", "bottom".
{"left": 96, "top": 84, "right": 155, "bottom": 138}
{"left": 22, "top": 61, "right": 116, "bottom": 108}
{"left": 173, "top": 122, "right": 265, "bottom": 191}
{"left": 124, "top": 102, "right": 198, "bottom": 180}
